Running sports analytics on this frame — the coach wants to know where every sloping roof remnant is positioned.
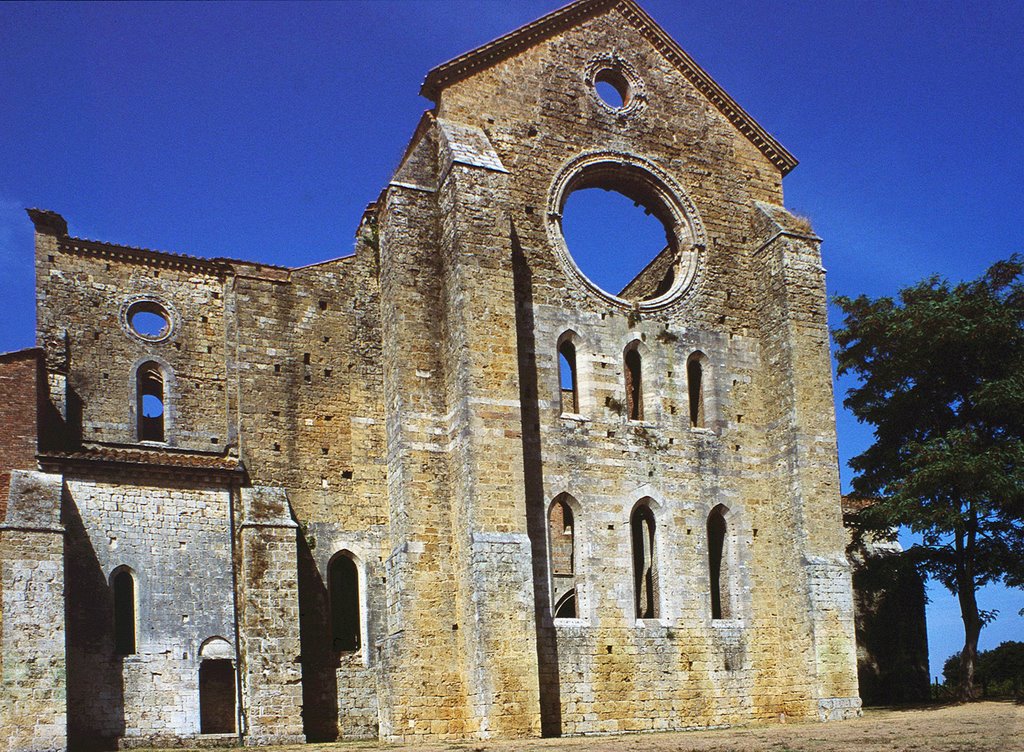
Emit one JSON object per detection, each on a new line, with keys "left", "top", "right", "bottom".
{"left": 421, "top": 0, "right": 797, "bottom": 175}
{"left": 40, "top": 445, "right": 244, "bottom": 475}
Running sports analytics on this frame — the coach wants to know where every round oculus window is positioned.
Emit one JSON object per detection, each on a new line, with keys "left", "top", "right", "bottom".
{"left": 547, "top": 152, "right": 705, "bottom": 311}
{"left": 123, "top": 299, "right": 175, "bottom": 342}
{"left": 585, "top": 54, "right": 646, "bottom": 116}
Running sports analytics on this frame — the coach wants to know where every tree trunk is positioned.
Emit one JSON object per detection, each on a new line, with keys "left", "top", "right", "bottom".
{"left": 956, "top": 523, "right": 982, "bottom": 702}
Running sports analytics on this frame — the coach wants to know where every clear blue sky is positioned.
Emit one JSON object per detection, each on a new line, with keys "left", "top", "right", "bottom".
{"left": 1, "top": 0, "right": 1021, "bottom": 681}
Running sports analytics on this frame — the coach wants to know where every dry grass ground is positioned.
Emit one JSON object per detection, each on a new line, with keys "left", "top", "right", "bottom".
{"left": 158, "top": 701, "right": 1023, "bottom": 752}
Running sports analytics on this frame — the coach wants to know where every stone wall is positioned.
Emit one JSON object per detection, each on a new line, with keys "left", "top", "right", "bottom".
{"left": 844, "top": 499, "right": 930, "bottom": 706}
{"left": 63, "top": 475, "right": 236, "bottom": 747}
{"left": 2, "top": 1, "right": 864, "bottom": 747}
{"left": 1, "top": 471, "right": 66, "bottom": 752}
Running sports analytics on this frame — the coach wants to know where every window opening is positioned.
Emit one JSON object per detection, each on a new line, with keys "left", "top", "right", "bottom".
{"left": 688, "top": 353, "right": 705, "bottom": 428}
{"left": 549, "top": 499, "right": 574, "bottom": 576}
{"left": 329, "top": 554, "right": 361, "bottom": 651}
{"left": 112, "top": 569, "right": 136, "bottom": 655}
{"left": 558, "top": 340, "right": 578, "bottom": 414}
{"left": 130, "top": 311, "right": 168, "bottom": 338}
{"left": 631, "top": 504, "right": 658, "bottom": 618}
{"left": 708, "top": 505, "right": 730, "bottom": 619}
{"left": 553, "top": 589, "right": 577, "bottom": 619}
{"left": 549, "top": 498, "right": 578, "bottom": 619}
{"left": 594, "top": 68, "right": 630, "bottom": 109}
{"left": 624, "top": 347, "right": 643, "bottom": 421}
{"left": 199, "top": 659, "right": 236, "bottom": 734}
{"left": 137, "top": 362, "right": 165, "bottom": 442}
{"left": 126, "top": 300, "right": 172, "bottom": 340}
{"left": 561, "top": 187, "right": 672, "bottom": 300}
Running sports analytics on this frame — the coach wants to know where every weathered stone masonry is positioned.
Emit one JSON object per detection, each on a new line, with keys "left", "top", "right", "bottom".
{"left": 1, "top": 1, "right": 862, "bottom": 749}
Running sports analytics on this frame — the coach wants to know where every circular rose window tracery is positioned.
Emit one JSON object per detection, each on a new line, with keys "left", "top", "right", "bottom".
{"left": 546, "top": 152, "right": 705, "bottom": 311}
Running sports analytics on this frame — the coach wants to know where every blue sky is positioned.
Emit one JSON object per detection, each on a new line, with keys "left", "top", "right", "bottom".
{"left": 1, "top": 0, "right": 1021, "bottom": 680}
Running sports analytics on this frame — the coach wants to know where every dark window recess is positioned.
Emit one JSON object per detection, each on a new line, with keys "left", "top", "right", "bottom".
{"left": 330, "top": 554, "right": 361, "bottom": 652}
{"left": 553, "top": 589, "right": 577, "bottom": 619}
{"left": 708, "top": 505, "right": 730, "bottom": 619}
{"left": 199, "top": 659, "right": 235, "bottom": 734}
{"left": 631, "top": 504, "right": 658, "bottom": 618}
{"left": 558, "top": 339, "right": 578, "bottom": 413}
{"left": 112, "top": 569, "right": 136, "bottom": 655}
{"left": 624, "top": 348, "right": 643, "bottom": 420}
{"left": 688, "top": 354, "right": 705, "bottom": 428}
{"left": 136, "top": 362, "right": 165, "bottom": 442}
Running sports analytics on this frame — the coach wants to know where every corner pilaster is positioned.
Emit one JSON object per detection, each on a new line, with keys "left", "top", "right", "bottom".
{"left": 0, "top": 470, "right": 67, "bottom": 752}
{"left": 235, "top": 486, "right": 304, "bottom": 744}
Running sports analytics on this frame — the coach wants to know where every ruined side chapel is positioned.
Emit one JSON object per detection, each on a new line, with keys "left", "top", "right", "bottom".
{"left": 0, "top": 1, "right": 861, "bottom": 748}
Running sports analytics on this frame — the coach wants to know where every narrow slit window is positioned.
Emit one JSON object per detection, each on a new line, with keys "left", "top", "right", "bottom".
{"left": 631, "top": 503, "right": 658, "bottom": 618}
{"left": 112, "top": 569, "right": 136, "bottom": 655}
{"left": 549, "top": 497, "right": 578, "bottom": 619}
{"left": 329, "top": 553, "right": 361, "bottom": 652}
{"left": 558, "top": 340, "right": 578, "bottom": 414}
{"left": 137, "top": 362, "right": 165, "bottom": 442}
{"left": 708, "top": 505, "right": 730, "bottom": 619}
{"left": 548, "top": 499, "right": 575, "bottom": 576}
{"left": 687, "top": 353, "right": 705, "bottom": 428}
{"left": 624, "top": 347, "right": 643, "bottom": 421}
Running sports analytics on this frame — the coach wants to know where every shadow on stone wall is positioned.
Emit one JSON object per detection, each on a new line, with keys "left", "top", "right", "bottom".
{"left": 297, "top": 533, "right": 340, "bottom": 741}
{"left": 512, "top": 226, "right": 562, "bottom": 736}
{"left": 852, "top": 551, "right": 931, "bottom": 705}
{"left": 63, "top": 491, "right": 126, "bottom": 751}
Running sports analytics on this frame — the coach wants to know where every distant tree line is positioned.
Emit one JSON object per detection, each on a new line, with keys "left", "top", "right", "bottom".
{"left": 940, "top": 641, "right": 1024, "bottom": 699}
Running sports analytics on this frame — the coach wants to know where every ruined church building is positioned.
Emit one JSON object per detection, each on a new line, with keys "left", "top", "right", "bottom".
{"left": 0, "top": 1, "right": 861, "bottom": 749}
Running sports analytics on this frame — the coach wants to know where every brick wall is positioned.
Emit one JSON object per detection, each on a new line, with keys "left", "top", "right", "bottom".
{"left": 0, "top": 349, "right": 43, "bottom": 518}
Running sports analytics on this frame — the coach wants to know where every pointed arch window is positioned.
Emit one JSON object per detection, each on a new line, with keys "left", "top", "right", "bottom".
{"left": 558, "top": 338, "right": 579, "bottom": 414}
{"left": 548, "top": 496, "right": 578, "bottom": 619}
{"left": 630, "top": 502, "right": 658, "bottom": 618}
{"left": 329, "top": 553, "right": 361, "bottom": 652}
{"left": 624, "top": 344, "right": 643, "bottom": 421}
{"left": 687, "top": 352, "right": 706, "bottom": 428}
{"left": 136, "top": 361, "right": 166, "bottom": 442}
{"left": 708, "top": 505, "right": 731, "bottom": 619}
{"left": 112, "top": 567, "right": 136, "bottom": 655}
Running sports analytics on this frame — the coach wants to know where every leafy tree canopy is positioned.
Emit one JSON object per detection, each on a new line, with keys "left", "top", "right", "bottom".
{"left": 833, "top": 255, "right": 1024, "bottom": 699}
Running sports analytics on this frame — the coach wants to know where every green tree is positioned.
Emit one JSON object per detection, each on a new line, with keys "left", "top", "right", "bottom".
{"left": 833, "top": 255, "right": 1024, "bottom": 702}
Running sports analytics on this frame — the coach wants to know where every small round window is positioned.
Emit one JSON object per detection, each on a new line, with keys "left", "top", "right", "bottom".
{"left": 594, "top": 69, "right": 630, "bottom": 109}
{"left": 126, "top": 300, "right": 172, "bottom": 341}
{"left": 586, "top": 55, "right": 646, "bottom": 116}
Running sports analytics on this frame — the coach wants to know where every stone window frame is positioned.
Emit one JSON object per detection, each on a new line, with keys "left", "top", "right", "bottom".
{"left": 556, "top": 329, "right": 586, "bottom": 419}
{"left": 197, "top": 636, "right": 238, "bottom": 735}
{"left": 547, "top": 492, "right": 586, "bottom": 624}
{"left": 629, "top": 497, "right": 662, "bottom": 623}
{"left": 686, "top": 350, "right": 710, "bottom": 430}
{"left": 110, "top": 565, "right": 138, "bottom": 656}
{"left": 622, "top": 339, "right": 648, "bottom": 423}
{"left": 325, "top": 547, "right": 371, "bottom": 666}
{"left": 120, "top": 294, "right": 180, "bottom": 345}
{"left": 584, "top": 52, "right": 648, "bottom": 117}
{"left": 546, "top": 150, "right": 706, "bottom": 312}
{"left": 702, "top": 501, "right": 748, "bottom": 627}
{"left": 130, "top": 356, "right": 175, "bottom": 445}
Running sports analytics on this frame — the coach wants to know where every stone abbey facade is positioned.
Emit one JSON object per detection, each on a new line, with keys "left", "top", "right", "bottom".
{"left": 0, "top": 1, "right": 862, "bottom": 749}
